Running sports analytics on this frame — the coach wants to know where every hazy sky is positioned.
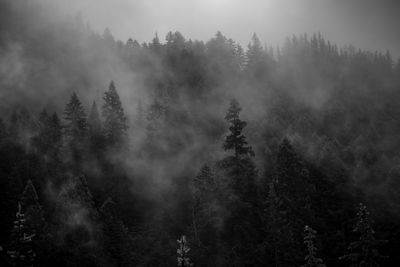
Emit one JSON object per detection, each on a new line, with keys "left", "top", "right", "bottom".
{"left": 59, "top": 0, "right": 400, "bottom": 58}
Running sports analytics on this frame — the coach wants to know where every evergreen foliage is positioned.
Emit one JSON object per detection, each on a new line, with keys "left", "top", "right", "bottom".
{"left": 7, "top": 202, "right": 36, "bottom": 267}
{"left": 302, "top": 225, "right": 325, "bottom": 267}
{"left": 223, "top": 99, "right": 254, "bottom": 158}
{"left": 340, "top": 203, "right": 386, "bottom": 267}
{"left": 177, "top": 235, "right": 193, "bottom": 267}
{"left": 0, "top": 4, "right": 399, "bottom": 265}
{"left": 102, "top": 81, "right": 128, "bottom": 147}
{"left": 63, "top": 92, "right": 88, "bottom": 140}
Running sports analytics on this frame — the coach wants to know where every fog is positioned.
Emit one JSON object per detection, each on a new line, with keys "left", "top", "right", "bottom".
{"left": 50, "top": 0, "right": 400, "bottom": 59}
{"left": 1, "top": 0, "right": 400, "bottom": 266}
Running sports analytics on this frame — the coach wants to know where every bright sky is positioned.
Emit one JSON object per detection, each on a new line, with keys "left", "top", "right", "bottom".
{"left": 61, "top": 0, "right": 400, "bottom": 58}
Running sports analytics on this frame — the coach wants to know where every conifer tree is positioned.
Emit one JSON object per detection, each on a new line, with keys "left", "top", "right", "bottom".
{"left": 264, "top": 138, "right": 314, "bottom": 266}
{"left": 190, "top": 164, "right": 220, "bottom": 261}
{"left": 58, "top": 175, "right": 96, "bottom": 212}
{"left": 20, "top": 180, "right": 45, "bottom": 235}
{"left": 246, "top": 33, "right": 263, "bottom": 68}
{"left": 63, "top": 92, "right": 88, "bottom": 140}
{"left": 63, "top": 93, "right": 88, "bottom": 169}
{"left": 177, "top": 235, "right": 193, "bottom": 267}
{"left": 340, "top": 203, "right": 386, "bottom": 267}
{"left": 302, "top": 225, "right": 325, "bottom": 267}
{"left": 150, "top": 32, "right": 162, "bottom": 53}
{"left": 274, "top": 138, "right": 313, "bottom": 216}
{"left": 221, "top": 99, "right": 257, "bottom": 201}
{"left": 19, "top": 179, "right": 50, "bottom": 266}
{"left": 220, "top": 99, "right": 260, "bottom": 265}
{"left": 102, "top": 81, "right": 128, "bottom": 147}
{"left": 193, "top": 164, "right": 216, "bottom": 198}
{"left": 223, "top": 98, "right": 254, "bottom": 158}
{"left": 100, "top": 198, "right": 135, "bottom": 266}
{"left": 7, "top": 202, "right": 36, "bottom": 267}
{"left": 264, "top": 181, "right": 299, "bottom": 266}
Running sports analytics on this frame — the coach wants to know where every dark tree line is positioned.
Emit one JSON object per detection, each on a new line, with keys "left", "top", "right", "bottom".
{"left": 1, "top": 1, "right": 400, "bottom": 266}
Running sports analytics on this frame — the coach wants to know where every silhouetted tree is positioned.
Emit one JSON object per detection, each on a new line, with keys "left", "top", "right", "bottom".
{"left": 302, "top": 225, "right": 325, "bottom": 267}
{"left": 340, "top": 203, "right": 386, "bottom": 266}
{"left": 264, "top": 138, "right": 315, "bottom": 266}
{"left": 223, "top": 98, "right": 254, "bottom": 158}
{"left": 102, "top": 81, "right": 128, "bottom": 147}
{"left": 63, "top": 92, "right": 88, "bottom": 170}
{"left": 64, "top": 92, "right": 88, "bottom": 140}
{"left": 7, "top": 202, "right": 35, "bottom": 267}
{"left": 177, "top": 235, "right": 193, "bottom": 267}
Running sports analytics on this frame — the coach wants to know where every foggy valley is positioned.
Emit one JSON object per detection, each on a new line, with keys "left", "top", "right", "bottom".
{"left": 1, "top": 0, "right": 400, "bottom": 266}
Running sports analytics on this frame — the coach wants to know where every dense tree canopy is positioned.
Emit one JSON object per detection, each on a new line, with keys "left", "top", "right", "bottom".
{"left": 0, "top": 1, "right": 399, "bottom": 266}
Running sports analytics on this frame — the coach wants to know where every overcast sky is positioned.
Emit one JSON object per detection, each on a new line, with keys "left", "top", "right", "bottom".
{"left": 59, "top": 0, "right": 400, "bottom": 59}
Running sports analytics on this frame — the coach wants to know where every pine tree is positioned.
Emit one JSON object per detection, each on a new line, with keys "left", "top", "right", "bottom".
{"left": 7, "top": 202, "right": 36, "bottom": 267}
{"left": 102, "top": 81, "right": 128, "bottom": 147}
{"left": 274, "top": 138, "right": 313, "bottom": 216}
{"left": 150, "top": 32, "right": 161, "bottom": 53}
{"left": 221, "top": 99, "right": 257, "bottom": 201}
{"left": 264, "top": 181, "right": 299, "bottom": 266}
{"left": 246, "top": 33, "right": 263, "bottom": 68}
{"left": 19, "top": 180, "right": 50, "bottom": 266}
{"left": 245, "top": 33, "right": 272, "bottom": 80}
{"left": 302, "top": 225, "right": 325, "bottom": 267}
{"left": 53, "top": 175, "right": 105, "bottom": 265}
{"left": 19, "top": 180, "right": 45, "bottom": 234}
{"left": 177, "top": 235, "right": 193, "bottom": 267}
{"left": 63, "top": 93, "right": 88, "bottom": 169}
{"left": 223, "top": 98, "right": 254, "bottom": 158}
{"left": 58, "top": 175, "right": 96, "bottom": 212}
{"left": 264, "top": 138, "right": 314, "bottom": 266}
{"left": 220, "top": 99, "right": 260, "bottom": 265}
{"left": 190, "top": 164, "right": 221, "bottom": 264}
{"left": 340, "top": 203, "right": 386, "bottom": 267}
{"left": 193, "top": 164, "right": 216, "bottom": 199}
{"left": 100, "top": 198, "right": 135, "bottom": 266}
{"left": 63, "top": 92, "right": 88, "bottom": 140}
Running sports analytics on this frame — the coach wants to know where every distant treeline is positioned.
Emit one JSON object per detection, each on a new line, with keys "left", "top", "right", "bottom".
{"left": 1, "top": 0, "right": 400, "bottom": 266}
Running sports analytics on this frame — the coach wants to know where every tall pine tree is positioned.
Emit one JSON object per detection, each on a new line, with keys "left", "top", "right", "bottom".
{"left": 302, "top": 225, "right": 325, "bottom": 267}
{"left": 63, "top": 92, "right": 88, "bottom": 170}
{"left": 219, "top": 99, "right": 260, "bottom": 266}
{"left": 64, "top": 92, "right": 88, "bottom": 141}
{"left": 7, "top": 202, "right": 36, "bottom": 267}
{"left": 102, "top": 81, "right": 128, "bottom": 147}
{"left": 264, "top": 138, "right": 315, "bottom": 266}
{"left": 340, "top": 203, "right": 386, "bottom": 266}
{"left": 223, "top": 98, "right": 254, "bottom": 158}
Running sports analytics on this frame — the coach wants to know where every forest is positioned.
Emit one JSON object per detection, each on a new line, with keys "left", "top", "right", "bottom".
{"left": 1, "top": 0, "right": 400, "bottom": 266}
